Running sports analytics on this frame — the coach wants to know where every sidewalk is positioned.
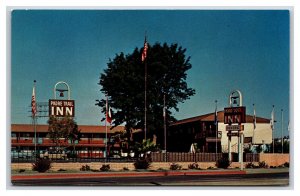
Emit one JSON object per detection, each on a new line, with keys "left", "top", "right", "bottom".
{"left": 11, "top": 168, "right": 289, "bottom": 181}
{"left": 11, "top": 169, "right": 241, "bottom": 181}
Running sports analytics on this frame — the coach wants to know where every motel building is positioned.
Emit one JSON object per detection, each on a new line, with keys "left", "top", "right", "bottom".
{"left": 167, "top": 111, "right": 272, "bottom": 153}
{"left": 11, "top": 124, "right": 128, "bottom": 159}
{"left": 11, "top": 111, "right": 271, "bottom": 159}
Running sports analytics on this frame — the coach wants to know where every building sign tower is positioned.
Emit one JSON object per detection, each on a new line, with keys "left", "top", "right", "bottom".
{"left": 224, "top": 90, "right": 246, "bottom": 170}
{"left": 49, "top": 81, "right": 75, "bottom": 117}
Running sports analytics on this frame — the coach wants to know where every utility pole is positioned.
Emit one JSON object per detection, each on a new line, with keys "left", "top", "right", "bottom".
{"left": 163, "top": 94, "right": 167, "bottom": 162}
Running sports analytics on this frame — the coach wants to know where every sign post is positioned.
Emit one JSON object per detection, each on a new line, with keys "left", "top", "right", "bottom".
{"left": 224, "top": 90, "right": 245, "bottom": 170}
{"left": 50, "top": 81, "right": 75, "bottom": 117}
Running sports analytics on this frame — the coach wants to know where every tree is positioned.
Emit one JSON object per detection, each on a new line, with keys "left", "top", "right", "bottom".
{"left": 47, "top": 116, "right": 81, "bottom": 151}
{"left": 96, "top": 42, "right": 195, "bottom": 141}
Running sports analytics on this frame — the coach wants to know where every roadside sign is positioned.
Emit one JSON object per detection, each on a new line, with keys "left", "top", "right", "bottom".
{"left": 49, "top": 99, "right": 75, "bottom": 117}
{"left": 224, "top": 106, "right": 246, "bottom": 124}
{"left": 226, "top": 125, "right": 244, "bottom": 131}
{"left": 227, "top": 132, "right": 241, "bottom": 137}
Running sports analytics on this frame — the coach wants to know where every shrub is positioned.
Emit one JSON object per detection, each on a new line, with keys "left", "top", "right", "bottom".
{"left": 169, "top": 163, "right": 182, "bottom": 170}
{"left": 207, "top": 166, "right": 215, "bottom": 169}
{"left": 258, "top": 161, "right": 269, "bottom": 168}
{"left": 18, "top": 169, "right": 25, "bottom": 173}
{"left": 216, "top": 157, "right": 231, "bottom": 169}
{"left": 123, "top": 167, "right": 129, "bottom": 171}
{"left": 134, "top": 158, "right": 151, "bottom": 170}
{"left": 283, "top": 162, "right": 289, "bottom": 168}
{"left": 100, "top": 164, "right": 110, "bottom": 172}
{"left": 80, "top": 164, "right": 91, "bottom": 171}
{"left": 57, "top": 168, "right": 66, "bottom": 172}
{"left": 32, "top": 158, "right": 52, "bottom": 173}
{"left": 188, "top": 162, "right": 199, "bottom": 170}
{"left": 245, "top": 162, "right": 256, "bottom": 169}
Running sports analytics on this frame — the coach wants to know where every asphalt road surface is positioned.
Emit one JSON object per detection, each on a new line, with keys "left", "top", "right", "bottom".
{"left": 11, "top": 172, "right": 289, "bottom": 186}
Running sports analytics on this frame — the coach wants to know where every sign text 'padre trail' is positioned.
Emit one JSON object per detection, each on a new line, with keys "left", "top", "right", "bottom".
{"left": 224, "top": 106, "right": 246, "bottom": 124}
{"left": 49, "top": 99, "right": 75, "bottom": 117}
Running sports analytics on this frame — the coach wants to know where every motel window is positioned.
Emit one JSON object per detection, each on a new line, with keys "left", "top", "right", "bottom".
{"left": 244, "top": 137, "right": 252, "bottom": 144}
{"left": 187, "top": 128, "right": 191, "bottom": 134}
{"left": 21, "top": 133, "right": 30, "bottom": 139}
{"left": 81, "top": 134, "right": 87, "bottom": 138}
{"left": 93, "top": 133, "right": 101, "bottom": 139}
{"left": 11, "top": 133, "right": 17, "bottom": 138}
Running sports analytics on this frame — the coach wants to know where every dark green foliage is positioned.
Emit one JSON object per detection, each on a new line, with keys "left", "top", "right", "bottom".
{"left": 134, "top": 139, "right": 159, "bottom": 155}
{"left": 67, "top": 150, "right": 78, "bottom": 158}
{"left": 207, "top": 166, "right": 215, "bottom": 169}
{"left": 216, "top": 157, "right": 231, "bottom": 169}
{"left": 48, "top": 116, "right": 81, "bottom": 150}
{"left": 100, "top": 164, "right": 111, "bottom": 172}
{"left": 258, "top": 161, "right": 269, "bottom": 168}
{"left": 57, "top": 168, "right": 66, "bottom": 172}
{"left": 188, "top": 162, "right": 199, "bottom": 170}
{"left": 123, "top": 167, "right": 129, "bottom": 171}
{"left": 18, "top": 169, "right": 25, "bottom": 173}
{"left": 80, "top": 164, "right": 91, "bottom": 171}
{"left": 170, "top": 163, "right": 182, "bottom": 170}
{"left": 283, "top": 162, "right": 289, "bottom": 168}
{"left": 245, "top": 162, "right": 257, "bottom": 168}
{"left": 32, "top": 158, "right": 52, "bottom": 173}
{"left": 134, "top": 158, "right": 151, "bottom": 170}
{"left": 96, "top": 43, "right": 195, "bottom": 138}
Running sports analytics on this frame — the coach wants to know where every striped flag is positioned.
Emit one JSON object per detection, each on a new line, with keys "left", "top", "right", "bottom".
{"left": 31, "top": 84, "right": 37, "bottom": 117}
{"left": 141, "top": 38, "right": 148, "bottom": 62}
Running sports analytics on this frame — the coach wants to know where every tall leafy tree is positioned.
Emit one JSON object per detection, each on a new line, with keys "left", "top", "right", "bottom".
{"left": 47, "top": 116, "right": 81, "bottom": 151}
{"left": 96, "top": 42, "right": 195, "bottom": 141}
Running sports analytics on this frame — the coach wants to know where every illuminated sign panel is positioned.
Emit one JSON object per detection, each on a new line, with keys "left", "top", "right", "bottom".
{"left": 224, "top": 106, "right": 246, "bottom": 124}
{"left": 49, "top": 99, "right": 75, "bottom": 117}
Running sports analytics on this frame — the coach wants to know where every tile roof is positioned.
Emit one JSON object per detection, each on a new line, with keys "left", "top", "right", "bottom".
{"left": 170, "top": 111, "right": 270, "bottom": 126}
{"left": 11, "top": 124, "right": 126, "bottom": 133}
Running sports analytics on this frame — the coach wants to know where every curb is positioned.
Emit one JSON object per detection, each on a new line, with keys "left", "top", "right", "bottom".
{"left": 11, "top": 170, "right": 246, "bottom": 181}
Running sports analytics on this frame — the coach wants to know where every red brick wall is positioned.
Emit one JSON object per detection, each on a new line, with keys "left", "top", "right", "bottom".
{"left": 259, "top": 153, "right": 289, "bottom": 166}
{"left": 11, "top": 154, "right": 289, "bottom": 171}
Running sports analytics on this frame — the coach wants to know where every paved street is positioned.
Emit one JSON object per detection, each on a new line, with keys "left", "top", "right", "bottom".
{"left": 11, "top": 171, "right": 289, "bottom": 186}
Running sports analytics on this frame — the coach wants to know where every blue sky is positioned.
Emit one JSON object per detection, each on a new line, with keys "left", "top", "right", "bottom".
{"left": 11, "top": 10, "right": 290, "bottom": 138}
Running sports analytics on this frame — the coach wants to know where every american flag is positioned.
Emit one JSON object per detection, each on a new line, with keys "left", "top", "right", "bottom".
{"left": 31, "top": 85, "right": 37, "bottom": 117}
{"left": 141, "top": 38, "right": 148, "bottom": 62}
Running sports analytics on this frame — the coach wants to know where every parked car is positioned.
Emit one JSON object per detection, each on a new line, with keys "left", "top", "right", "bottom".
{"left": 40, "top": 150, "right": 67, "bottom": 160}
{"left": 11, "top": 150, "right": 33, "bottom": 159}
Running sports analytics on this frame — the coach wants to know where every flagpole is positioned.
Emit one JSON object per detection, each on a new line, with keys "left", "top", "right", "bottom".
{"left": 215, "top": 100, "right": 218, "bottom": 160}
{"left": 253, "top": 104, "right": 255, "bottom": 145}
{"left": 105, "top": 96, "right": 108, "bottom": 163}
{"left": 163, "top": 94, "right": 167, "bottom": 162}
{"left": 33, "top": 80, "right": 37, "bottom": 161}
{"left": 272, "top": 105, "right": 275, "bottom": 154}
{"left": 142, "top": 35, "right": 148, "bottom": 141}
{"left": 281, "top": 109, "right": 283, "bottom": 154}
{"left": 144, "top": 58, "right": 147, "bottom": 141}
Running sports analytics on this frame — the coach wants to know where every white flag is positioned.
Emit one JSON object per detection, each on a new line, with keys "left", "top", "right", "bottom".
{"left": 270, "top": 107, "right": 275, "bottom": 129}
